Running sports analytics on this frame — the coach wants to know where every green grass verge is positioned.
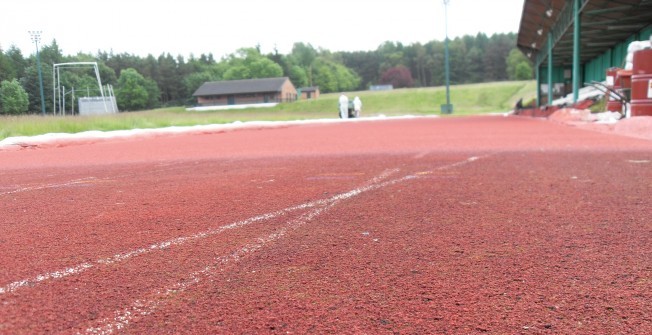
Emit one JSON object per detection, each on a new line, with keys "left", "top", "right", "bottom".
{"left": 0, "top": 80, "right": 535, "bottom": 141}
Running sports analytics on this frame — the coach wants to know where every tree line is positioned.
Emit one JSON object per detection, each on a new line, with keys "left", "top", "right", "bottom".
{"left": 0, "top": 32, "right": 532, "bottom": 114}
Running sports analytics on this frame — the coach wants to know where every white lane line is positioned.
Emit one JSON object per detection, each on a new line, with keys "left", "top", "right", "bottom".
{"left": 627, "top": 159, "right": 650, "bottom": 164}
{"left": 0, "top": 177, "right": 98, "bottom": 196}
{"left": 0, "top": 169, "right": 401, "bottom": 296}
{"left": 0, "top": 263, "right": 95, "bottom": 295}
{"left": 78, "top": 157, "right": 484, "bottom": 335}
{"left": 0, "top": 162, "right": 196, "bottom": 197}
{"left": 81, "top": 200, "right": 338, "bottom": 335}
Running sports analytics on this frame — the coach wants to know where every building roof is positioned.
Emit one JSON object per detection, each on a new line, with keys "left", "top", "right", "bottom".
{"left": 193, "top": 77, "right": 290, "bottom": 97}
{"left": 517, "top": 0, "right": 652, "bottom": 67}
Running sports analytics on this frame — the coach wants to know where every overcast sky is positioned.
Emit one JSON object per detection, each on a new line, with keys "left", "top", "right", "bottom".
{"left": 1, "top": 0, "right": 524, "bottom": 58}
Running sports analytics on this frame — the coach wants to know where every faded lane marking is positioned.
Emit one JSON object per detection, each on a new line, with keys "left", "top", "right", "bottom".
{"left": 306, "top": 172, "right": 365, "bottom": 180}
{"left": 81, "top": 197, "right": 340, "bottom": 335}
{"left": 77, "top": 157, "right": 485, "bottom": 334}
{"left": 415, "top": 156, "right": 483, "bottom": 175}
{"left": 2, "top": 156, "right": 483, "bottom": 299}
{"left": 412, "top": 151, "right": 430, "bottom": 159}
{"left": 627, "top": 159, "right": 650, "bottom": 164}
{"left": 0, "top": 177, "right": 100, "bottom": 196}
{"left": 0, "top": 169, "right": 401, "bottom": 295}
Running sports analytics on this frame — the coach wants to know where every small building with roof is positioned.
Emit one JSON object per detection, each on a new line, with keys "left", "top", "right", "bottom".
{"left": 298, "top": 86, "right": 320, "bottom": 100}
{"left": 192, "top": 77, "right": 297, "bottom": 107}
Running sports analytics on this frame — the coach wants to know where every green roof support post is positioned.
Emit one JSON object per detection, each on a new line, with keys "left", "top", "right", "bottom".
{"left": 572, "top": 0, "right": 581, "bottom": 103}
{"left": 548, "top": 33, "right": 553, "bottom": 106}
{"left": 536, "top": 64, "right": 541, "bottom": 107}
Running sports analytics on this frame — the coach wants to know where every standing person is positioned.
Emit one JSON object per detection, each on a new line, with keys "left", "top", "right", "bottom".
{"left": 353, "top": 96, "right": 362, "bottom": 118}
{"left": 339, "top": 94, "right": 349, "bottom": 119}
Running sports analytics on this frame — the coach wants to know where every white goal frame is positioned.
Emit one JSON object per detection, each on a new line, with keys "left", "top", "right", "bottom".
{"left": 52, "top": 62, "right": 116, "bottom": 115}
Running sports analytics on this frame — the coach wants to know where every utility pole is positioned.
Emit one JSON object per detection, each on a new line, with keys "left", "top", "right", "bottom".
{"left": 441, "top": 0, "right": 453, "bottom": 114}
{"left": 29, "top": 31, "right": 46, "bottom": 116}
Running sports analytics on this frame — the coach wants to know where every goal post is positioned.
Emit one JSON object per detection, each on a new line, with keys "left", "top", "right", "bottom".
{"left": 52, "top": 62, "right": 118, "bottom": 115}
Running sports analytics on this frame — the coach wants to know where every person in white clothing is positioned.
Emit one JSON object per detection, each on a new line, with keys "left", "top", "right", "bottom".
{"left": 352, "top": 96, "right": 362, "bottom": 117}
{"left": 338, "top": 94, "right": 349, "bottom": 119}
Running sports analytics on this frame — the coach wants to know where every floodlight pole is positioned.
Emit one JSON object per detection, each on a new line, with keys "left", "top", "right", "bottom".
{"left": 29, "top": 31, "right": 46, "bottom": 116}
{"left": 441, "top": 0, "right": 453, "bottom": 114}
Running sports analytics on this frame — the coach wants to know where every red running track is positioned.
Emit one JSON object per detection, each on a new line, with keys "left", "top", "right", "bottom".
{"left": 0, "top": 115, "right": 651, "bottom": 334}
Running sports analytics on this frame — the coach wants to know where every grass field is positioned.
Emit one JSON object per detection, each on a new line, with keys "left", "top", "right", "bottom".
{"left": 0, "top": 81, "right": 536, "bottom": 141}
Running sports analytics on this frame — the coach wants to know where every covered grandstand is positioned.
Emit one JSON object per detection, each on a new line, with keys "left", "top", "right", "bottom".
{"left": 517, "top": 0, "right": 652, "bottom": 107}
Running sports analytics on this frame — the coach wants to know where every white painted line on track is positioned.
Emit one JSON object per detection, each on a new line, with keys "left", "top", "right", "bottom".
{"left": 0, "top": 169, "right": 402, "bottom": 296}
{"left": 1, "top": 156, "right": 483, "bottom": 301}
{"left": 81, "top": 199, "right": 339, "bottom": 335}
{"left": 0, "top": 162, "right": 196, "bottom": 197}
{"left": 77, "top": 157, "right": 485, "bottom": 334}
{"left": 0, "top": 177, "right": 98, "bottom": 196}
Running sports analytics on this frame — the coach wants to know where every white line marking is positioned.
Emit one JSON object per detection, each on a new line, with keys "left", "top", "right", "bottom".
{"left": 0, "top": 169, "right": 402, "bottom": 296}
{"left": 0, "top": 177, "right": 98, "bottom": 196}
{"left": 0, "top": 162, "right": 197, "bottom": 197}
{"left": 80, "top": 178, "right": 365, "bottom": 335}
{"left": 1, "top": 157, "right": 482, "bottom": 298}
{"left": 77, "top": 157, "right": 484, "bottom": 334}
{"left": 82, "top": 203, "right": 336, "bottom": 334}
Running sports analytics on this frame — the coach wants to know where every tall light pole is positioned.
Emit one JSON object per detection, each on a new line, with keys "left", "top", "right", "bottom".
{"left": 441, "top": 0, "right": 453, "bottom": 114}
{"left": 29, "top": 30, "right": 46, "bottom": 116}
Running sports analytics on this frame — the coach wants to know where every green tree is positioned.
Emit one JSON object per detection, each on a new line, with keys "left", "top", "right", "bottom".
{"left": 340, "top": 50, "right": 381, "bottom": 89}
{"left": 157, "top": 53, "right": 182, "bottom": 104}
{"left": 290, "top": 43, "right": 318, "bottom": 68}
{"left": 515, "top": 62, "right": 533, "bottom": 80}
{"left": 377, "top": 41, "right": 405, "bottom": 73}
{"left": 426, "top": 42, "right": 445, "bottom": 86}
{"left": 21, "top": 64, "right": 53, "bottom": 114}
{"left": 0, "top": 46, "right": 17, "bottom": 83}
{"left": 483, "top": 33, "right": 514, "bottom": 81}
{"left": 0, "top": 79, "right": 29, "bottom": 114}
{"left": 403, "top": 43, "right": 429, "bottom": 87}
{"left": 143, "top": 77, "right": 161, "bottom": 109}
{"left": 465, "top": 46, "right": 484, "bottom": 83}
{"left": 222, "top": 47, "right": 283, "bottom": 80}
{"left": 249, "top": 58, "right": 283, "bottom": 78}
{"left": 223, "top": 65, "right": 251, "bottom": 80}
{"left": 312, "top": 58, "right": 360, "bottom": 93}
{"left": 266, "top": 49, "right": 292, "bottom": 80}
{"left": 290, "top": 43, "right": 318, "bottom": 85}
{"left": 6, "top": 46, "right": 27, "bottom": 80}
{"left": 183, "top": 62, "right": 227, "bottom": 99}
{"left": 115, "top": 68, "right": 150, "bottom": 111}
{"left": 506, "top": 48, "right": 533, "bottom": 80}
{"left": 448, "top": 38, "right": 468, "bottom": 84}
{"left": 288, "top": 65, "right": 308, "bottom": 88}
{"left": 184, "top": 72, "right": 215, "bottom": 97}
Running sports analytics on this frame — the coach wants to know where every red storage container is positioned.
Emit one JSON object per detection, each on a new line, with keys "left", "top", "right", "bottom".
{"left": 631, "top": 49, "right": 652, "bottom": 117}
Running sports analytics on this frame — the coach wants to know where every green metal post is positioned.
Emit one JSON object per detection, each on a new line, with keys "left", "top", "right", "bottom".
{"left": 35, "top": 44, "right": 46, "bottom": 116}
{"left": 572, "top": 0, "right": 581, "bottom": 103}
{"left": 440, "top": 0, "right": 453, "bottom": 114}
{"left": 444, "top": 31, "right": 451, "bottom": 110}
{"left": 30, "top": 31, "right": 46, "bottom": 116}
{"left": 548, "top": 33, "right": 553, "bottom": 106}
{"left": 536, "top": 65, "right": 541, "bottom": 107}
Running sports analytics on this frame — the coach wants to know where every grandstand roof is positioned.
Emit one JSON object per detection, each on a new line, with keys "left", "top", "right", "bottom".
{"left": 517, "top": 0, "right": 652, "bottom": 66}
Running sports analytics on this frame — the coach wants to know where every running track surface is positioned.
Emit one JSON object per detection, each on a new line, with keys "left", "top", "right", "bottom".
{"left": 1, "top": 116, "right": 651, "bottom": 334}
